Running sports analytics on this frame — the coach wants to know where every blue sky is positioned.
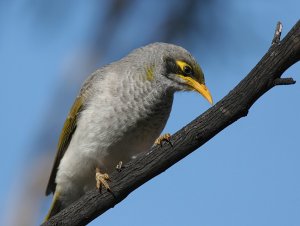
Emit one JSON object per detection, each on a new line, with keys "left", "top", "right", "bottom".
{"left": 1, "top": 1, "right": 299, "bottom": 226}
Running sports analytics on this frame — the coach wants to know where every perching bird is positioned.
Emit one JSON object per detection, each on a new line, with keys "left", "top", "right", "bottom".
{"left": 44, "top": 42, "right": 213, "bottom": 220}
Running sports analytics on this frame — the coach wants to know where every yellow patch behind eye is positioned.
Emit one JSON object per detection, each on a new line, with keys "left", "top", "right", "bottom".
{"left": 176, "top": 60, "right": 191, "bottom": 72}
{"left": 145, "top": 65, "right": 154, "bottom": 81}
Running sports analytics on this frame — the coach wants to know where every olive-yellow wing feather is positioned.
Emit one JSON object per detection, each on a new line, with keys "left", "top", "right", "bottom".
{"left": 45, "top": 95, "right": 84, "bottom": 195}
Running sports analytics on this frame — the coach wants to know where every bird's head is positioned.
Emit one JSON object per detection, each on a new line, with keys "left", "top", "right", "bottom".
{"left": 138, "top": 43, "right": 213, "bottom": 105}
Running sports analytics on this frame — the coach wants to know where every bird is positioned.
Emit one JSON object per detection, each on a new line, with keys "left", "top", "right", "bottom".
{"left": 44, "top": 42, "right": 213, "bottom": 220}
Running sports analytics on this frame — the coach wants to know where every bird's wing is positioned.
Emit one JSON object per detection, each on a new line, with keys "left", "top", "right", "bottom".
{"left": 45, "top": 95, "right": 84, "bottom": 195}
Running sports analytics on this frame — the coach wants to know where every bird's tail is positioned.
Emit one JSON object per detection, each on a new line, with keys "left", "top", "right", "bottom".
{"left": 44, "top": 191, "right": 62, "bottom": 222}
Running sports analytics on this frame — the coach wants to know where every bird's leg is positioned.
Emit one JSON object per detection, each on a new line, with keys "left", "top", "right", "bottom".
{"left": 154, "top": 133, "right": 173, "bottom": 147}
{"left": 95, "top": 167, "right": 110, "bottom": 192}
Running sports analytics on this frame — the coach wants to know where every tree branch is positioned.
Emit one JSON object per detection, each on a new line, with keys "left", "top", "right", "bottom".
{"left": 42, "top": 20, "right": 300, "bottom": 226}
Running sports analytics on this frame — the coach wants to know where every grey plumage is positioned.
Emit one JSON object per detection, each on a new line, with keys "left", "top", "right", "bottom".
{"left": 45, "top": 42, "right": 212, "bottom": 220}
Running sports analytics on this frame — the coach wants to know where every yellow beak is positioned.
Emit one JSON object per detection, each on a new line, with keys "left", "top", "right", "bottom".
{"left": 181, "top": 76, "right": 213, "bottom": 105}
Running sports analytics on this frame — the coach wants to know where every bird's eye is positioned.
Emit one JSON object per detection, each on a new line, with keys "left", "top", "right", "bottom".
{"left": 183, "top": 66, "right": 193, "bottom": 75}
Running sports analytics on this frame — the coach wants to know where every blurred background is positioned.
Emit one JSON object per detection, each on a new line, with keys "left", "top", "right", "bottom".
{"left": 1, "top": 0, "right": 299, "bottom": 225}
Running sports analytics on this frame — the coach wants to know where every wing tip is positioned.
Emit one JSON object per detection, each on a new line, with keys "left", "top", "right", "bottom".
{"left": 45, "top": 181, "right": 55, "bottom": 196}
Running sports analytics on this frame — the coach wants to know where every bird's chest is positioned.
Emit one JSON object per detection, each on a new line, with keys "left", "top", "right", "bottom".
{"left": 76, "top": 83, "right": 173, "bottom": 172}
{"left": 99, "top": 93, "right": 173, "bottom": 171}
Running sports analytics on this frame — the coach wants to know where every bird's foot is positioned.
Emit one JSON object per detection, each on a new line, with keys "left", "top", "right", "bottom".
{"left": 155, "top": 133, "right": 173, "bottom": 147}
{"left": 95, "top": 168, "right": 111, "bottom": 192}
{"left": 115, "top": 161, "right": 124, "bottom": 172}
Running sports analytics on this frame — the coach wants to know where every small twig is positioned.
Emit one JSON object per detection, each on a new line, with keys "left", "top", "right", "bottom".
{"left": 274, "top": 77, "right": 296, "bottom": 85}
{"left": 272, "top": 21, "right": 283, "bottom": 45}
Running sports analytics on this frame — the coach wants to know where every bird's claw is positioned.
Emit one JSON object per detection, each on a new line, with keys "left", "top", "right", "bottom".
{"left": 115, "top": 161, "right": 124, "bottom": 172}
{"left": 155, "top": 133, "right": 172, "bottom": 147}
{"left": 95, "top": 168, "right": 111, "bottom": 192}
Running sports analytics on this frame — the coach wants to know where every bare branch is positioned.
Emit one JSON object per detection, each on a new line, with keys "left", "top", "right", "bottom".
{"left": 42, "top": 20, "right": 300, "bottom": 226}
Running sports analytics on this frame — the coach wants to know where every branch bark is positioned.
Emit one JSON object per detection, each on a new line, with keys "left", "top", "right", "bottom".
{"left": 42, "top": 20, "right": 300, "bottom": 226}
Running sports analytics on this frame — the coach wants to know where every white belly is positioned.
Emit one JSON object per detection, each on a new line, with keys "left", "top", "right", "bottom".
{"left": 55, "top": 82, "right": 173, "bottom": 205}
